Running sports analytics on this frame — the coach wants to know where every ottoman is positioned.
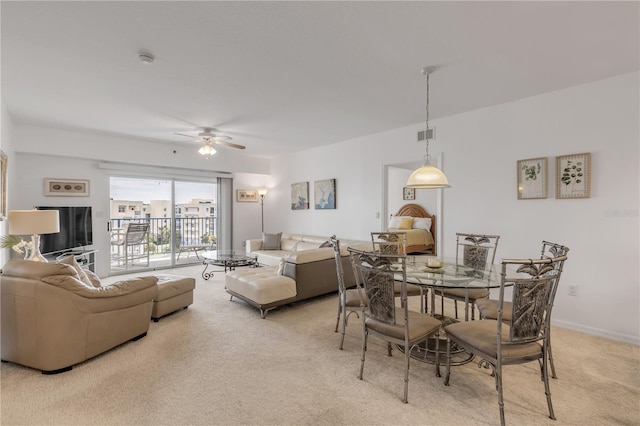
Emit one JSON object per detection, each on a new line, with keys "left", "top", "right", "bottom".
{"left": 152, "top": 274, "right": 196, "bottom": 321}
{"left": 225, "top": 266, "right": 296, "bottom": 318}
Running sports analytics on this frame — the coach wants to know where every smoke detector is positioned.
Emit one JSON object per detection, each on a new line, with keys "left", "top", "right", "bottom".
{"left": 138, "top": 52, "right": 155, "bottom": 65}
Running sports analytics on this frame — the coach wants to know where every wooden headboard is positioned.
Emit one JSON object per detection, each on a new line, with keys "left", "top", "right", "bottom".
{"left": 393, "top": 203, "right": 436, "bottom": 254}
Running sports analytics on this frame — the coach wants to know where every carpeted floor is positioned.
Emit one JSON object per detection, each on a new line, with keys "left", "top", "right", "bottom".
{"left": 1, "top": 264, "right": 639, "bottom": 425}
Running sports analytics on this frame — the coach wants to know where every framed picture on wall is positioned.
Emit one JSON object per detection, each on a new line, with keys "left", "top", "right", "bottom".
{"left": 556, "top": 152, "right": 591, "bottom": 199}
{"left": 314, "top": 179, "right": 336, "bottom": 209}
{"left": 44, "top": 178, "right": 90, "bottom": 197}
{"left": 403, "top": 187, "right": 415, "bottom": 200}
{"left": 517, "top": 157, "right": 547, "bottom": 199}
{"left": 291, "top": 182, "right": 309, "bottom": 210}
{"left": 236, "top": 189, "right": 258, "bottom": 202}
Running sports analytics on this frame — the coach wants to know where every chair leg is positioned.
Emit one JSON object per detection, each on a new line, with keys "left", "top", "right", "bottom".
{"left": 547, "top": 329, "right": 558, "bottom": 379}
{"left": 444, "top": 337, "right": 451, "bottom": 386}
{"left": 496, "top": 364, "right": 506, "bottom": 426}
{"left": 454, "top": 300, "right": 459, "bottom": 319}
{"left": 334, "top": 301, "right": 342, "bottom": 333}
{"left": 358, "top": 329, "right": 368, "bottom": 380}
{"left": 434, "top": 331, "right": 441, "bottom": 378}
{"left": 403, "top": 344, "right": 410, "bottom": 403}
{"left": 543, "top": 351, "right": 556, "bottom": 420}
{"left": 339, "top": 309, "right": 349, "bottom": 351}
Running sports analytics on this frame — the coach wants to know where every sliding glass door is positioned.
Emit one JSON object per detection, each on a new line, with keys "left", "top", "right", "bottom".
{"left": 109, "top": 177, "right": 218, "bottom": 274}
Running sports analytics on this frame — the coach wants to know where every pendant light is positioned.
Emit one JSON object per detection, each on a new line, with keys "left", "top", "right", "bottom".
{"left": 406, "top": 67, "right": 450, "bottom": 189}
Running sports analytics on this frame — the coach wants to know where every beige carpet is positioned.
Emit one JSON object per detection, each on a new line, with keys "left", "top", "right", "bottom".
{"left": 1, "top": 265, "right": 639, "bottom": 425}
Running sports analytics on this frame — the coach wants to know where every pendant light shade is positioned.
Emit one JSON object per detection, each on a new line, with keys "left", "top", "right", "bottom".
{"left": 406, "top": 164, "right": 450, "bottom": 188}
{"left": 407, "top": 66, "right": 450, "bottom": 189}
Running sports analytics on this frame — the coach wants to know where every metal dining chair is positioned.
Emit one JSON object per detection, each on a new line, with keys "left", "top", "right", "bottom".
{"left": 475, "top": 240, "right": 569, "bottom": 378}
{"left": 371, "top": 232, "right": 426, "bottom": 313}
{"left": 349, "top": 247, "right": 441, "bottom": 403}
{"left": 330, "top": 235, "right": 368, "bottom": 350}
{"left": 436, "top": 233, "right": 500, "bottom": 320}
{"left": 443, "top": 254, "right": 567, "bottom": 425}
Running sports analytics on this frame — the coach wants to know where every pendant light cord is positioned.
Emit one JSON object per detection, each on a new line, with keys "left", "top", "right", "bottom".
{"left": 424, "top": 71, "right": 431, "bottom": 164}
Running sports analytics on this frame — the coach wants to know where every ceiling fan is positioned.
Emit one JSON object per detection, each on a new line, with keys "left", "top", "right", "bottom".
{"left": 174, "top": 128, "right": 246, "bottom": 156}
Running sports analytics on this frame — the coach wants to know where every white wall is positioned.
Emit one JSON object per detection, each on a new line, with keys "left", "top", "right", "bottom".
{"left": 268, "top": 72, "right": 639, "bottom": 344}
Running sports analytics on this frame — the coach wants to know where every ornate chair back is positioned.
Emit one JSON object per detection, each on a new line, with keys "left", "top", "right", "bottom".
{"left": 499, "top": 256, "right": 565, "bottom": 345}
{"left": 371, "top": 232, "right": 407, "bottom": 256}
{"left": 456, "top": 233, "right": 500, "bottom": 270}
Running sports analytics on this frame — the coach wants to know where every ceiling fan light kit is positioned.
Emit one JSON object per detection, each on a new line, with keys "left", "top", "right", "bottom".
{"left": 198, "top": 142, "right": 217, "bottom": 156}
{"left": 176, "top": 127, "right": 246, "bottom": 155}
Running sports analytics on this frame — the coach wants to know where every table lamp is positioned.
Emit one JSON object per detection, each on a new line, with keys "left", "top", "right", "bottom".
{"left": 8, "top": 209, "right": 60, "bottom": 262}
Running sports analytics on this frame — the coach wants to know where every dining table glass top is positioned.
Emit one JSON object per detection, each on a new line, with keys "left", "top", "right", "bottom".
{"left": 397, "top": 256, "right": 502, "bottom": 289}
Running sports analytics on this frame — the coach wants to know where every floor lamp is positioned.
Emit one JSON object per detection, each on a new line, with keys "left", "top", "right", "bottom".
{"left": 8, "top": 209, "right": 60, "bottom": 262}
{"left": 258, "top": 189, "right": 268, "bottom": 233}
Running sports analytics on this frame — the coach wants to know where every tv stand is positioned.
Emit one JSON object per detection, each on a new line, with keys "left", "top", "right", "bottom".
{"left": 52, "top": 249, "right": 97, "bottom": 272}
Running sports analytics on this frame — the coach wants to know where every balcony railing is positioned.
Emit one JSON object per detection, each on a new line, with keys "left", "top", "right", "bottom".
{"left": 110, "top": 216, "right": 216, "bottom": 270}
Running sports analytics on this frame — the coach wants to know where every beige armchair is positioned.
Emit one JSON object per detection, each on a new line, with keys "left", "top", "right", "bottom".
{"left": 1, "top": 259, "right": 158, "bottom": 374}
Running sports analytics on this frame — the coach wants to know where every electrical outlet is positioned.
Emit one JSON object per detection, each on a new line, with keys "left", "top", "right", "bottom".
{"left": 568, "top": 285, "right": 579, "bottom": 296}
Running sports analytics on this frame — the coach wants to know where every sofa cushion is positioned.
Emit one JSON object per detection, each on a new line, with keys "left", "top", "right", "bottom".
{"left": 296, "top": 241, "right": 322, "bottom": 251}
{"left": 280, "top": 239, "right": 299, "bottom": 252}
{"left": 262, "top": 232, "right": 282, "bottom": 250}
{"left": 285, "top": 247, "right": 334, "bottom": 264}
{"left": 58, "top": 255, "right": 93, "bottom": 287}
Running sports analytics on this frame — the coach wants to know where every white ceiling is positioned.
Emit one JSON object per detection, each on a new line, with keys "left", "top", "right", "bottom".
{"left": 2, "top": 1, "right": 638, "bottom": 158}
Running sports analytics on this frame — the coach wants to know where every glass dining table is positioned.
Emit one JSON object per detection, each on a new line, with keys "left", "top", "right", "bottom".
{"left": 394, "top": 255, "right": 505, "bottom": 365}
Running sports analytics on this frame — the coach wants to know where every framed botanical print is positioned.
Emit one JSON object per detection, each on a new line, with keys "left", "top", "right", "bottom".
{"left": 517, "top": 157, "right": 547, "bottom": 199}
{"left": 556, "top": 153, "right": 591, "bottom": 199}
{"left": 403, "top": 187, "right": 415, "bottom": 200}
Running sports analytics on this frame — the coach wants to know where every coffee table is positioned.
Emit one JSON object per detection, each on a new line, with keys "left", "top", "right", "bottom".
{"left": 200, "top": 250, "right": 258, "bottom": 280}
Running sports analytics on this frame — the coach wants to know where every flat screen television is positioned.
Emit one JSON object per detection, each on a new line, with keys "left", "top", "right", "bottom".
{"left": 37, "top": 206, "right": 93, "bottom": 254}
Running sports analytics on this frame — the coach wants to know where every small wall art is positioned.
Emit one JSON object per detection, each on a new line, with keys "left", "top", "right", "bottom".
{"left": 556, "top": 152, "right": 591, "bottom": 199}
{"left": 236, "top": 189, "right": 258, "bottom": 202}
{"left": 517, "top": 157, "right": 547, "bottom": 199}
{"left": 44, "top": 178, "right": 90, "bottom": 197}
{"left": 291, "top": 182, "right": 309, "bottom": 210}
{"left": 403, "top": 187, "right": 415, "bottom": 200}
{"left": 314, "top": 179, "right": 336, "bottom": 209}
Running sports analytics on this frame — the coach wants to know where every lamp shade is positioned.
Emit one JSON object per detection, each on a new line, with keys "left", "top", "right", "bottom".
{"left": 406, "top": 165, "right": 450, "bottom": 189}
{"left": 8, "top": 210, "right": 60, "bottom": 235}
{"left": 257, "top": 188, "right": 268, "bottom": 196}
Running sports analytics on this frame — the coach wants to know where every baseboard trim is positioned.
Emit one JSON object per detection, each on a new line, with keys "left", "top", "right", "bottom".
{"left": 553, "top": 319, "right": 640, "bottom": 346}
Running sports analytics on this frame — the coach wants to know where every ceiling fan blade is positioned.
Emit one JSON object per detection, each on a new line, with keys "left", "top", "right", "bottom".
{"left": 174, "top": 132, "right": 196, "bottom": 138}
{"left": 214, "top": 139, "right": 246, "bottom": 150}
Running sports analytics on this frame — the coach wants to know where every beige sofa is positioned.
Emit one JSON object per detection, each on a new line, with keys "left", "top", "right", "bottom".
{"left": 227, "top": 233, "right": 368, "bottom": 318}
{"left": 1, "top": 259, "right": 158, "bottom": 374}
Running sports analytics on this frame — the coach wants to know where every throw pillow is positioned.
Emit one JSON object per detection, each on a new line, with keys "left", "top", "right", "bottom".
{"left": 58, "top": 255, "right": 93, "bottom": 287}
{"left": 388, "top": 215, "right": 412, "bottom": 228}
{"left": 398, "top": 217, "right": 414, "bottom": 230}
{"left": 276, "top": 258, "right": 286, "bottom": 275}
{"left": 262, "top": 232, "right": 282, "bottom": 250}
{"left": 412, "top": 217, "right": 432, "bottom": 230}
